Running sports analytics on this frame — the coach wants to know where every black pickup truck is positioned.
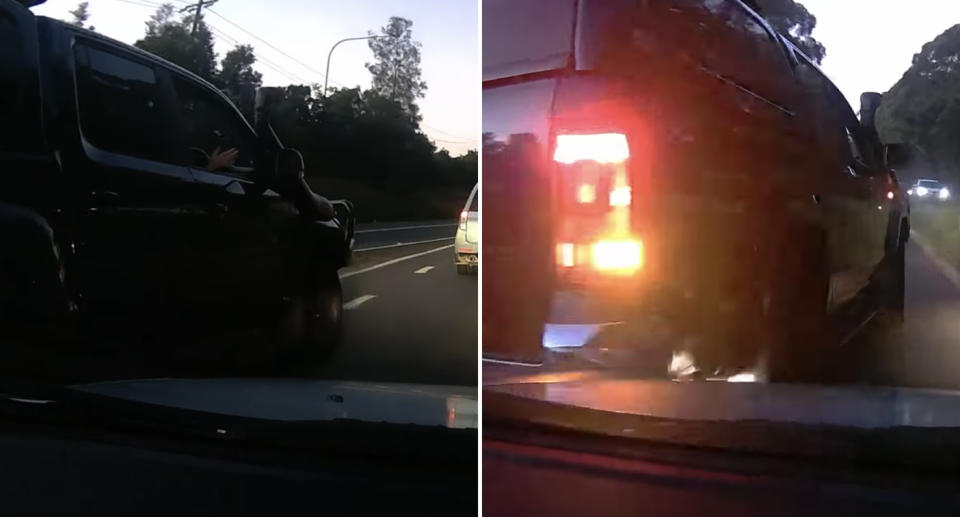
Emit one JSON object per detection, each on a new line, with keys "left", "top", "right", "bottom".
{"left": 0, "top": 0, "right": 355, "bottom": 360}
{"left": 481, "top": 0, "right": 910, "bottom": 381}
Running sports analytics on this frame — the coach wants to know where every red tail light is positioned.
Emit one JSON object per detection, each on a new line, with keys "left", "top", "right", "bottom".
{"left": 459, "top": 210, "right": 468, "bottom": 231}
{"left": 553, "top": 133, "right": 630, "bottom": 164}
{"left": 552, "top": 131, "right": 640, "bottom": 277}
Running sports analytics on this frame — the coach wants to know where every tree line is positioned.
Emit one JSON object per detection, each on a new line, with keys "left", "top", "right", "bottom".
{"left": 877, "top": 25, "right": 960, "bottom": 186}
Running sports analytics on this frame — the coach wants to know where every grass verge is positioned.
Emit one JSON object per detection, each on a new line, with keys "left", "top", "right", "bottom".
{"left": 911, "top": 202, "right": 960, "bottom": 266}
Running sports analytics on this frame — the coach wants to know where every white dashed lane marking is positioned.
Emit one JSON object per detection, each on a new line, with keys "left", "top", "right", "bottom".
{"left": 340, "top": 244, "right": 453, "bottom": 279}
{"left": 343, "top": 295, "right": 377, "bottom": 310}
{"left": 414, "top": 266, "right": 435, "bottom": 274}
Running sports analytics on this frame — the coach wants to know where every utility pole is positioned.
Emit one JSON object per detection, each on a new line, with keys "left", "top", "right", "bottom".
{"left": 180, "top": 0, "right": 217, "bottom": 35}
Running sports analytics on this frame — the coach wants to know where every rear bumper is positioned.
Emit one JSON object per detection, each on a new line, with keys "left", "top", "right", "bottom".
{"left": 456, "top": 251, "right": 479, "bottom": 267}
{"left": 454, "top": 231, "right": 478, "bottom": 266}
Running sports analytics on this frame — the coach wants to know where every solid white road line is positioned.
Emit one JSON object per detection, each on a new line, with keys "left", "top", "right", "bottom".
{"left": 414, "top": 266, "right": 435, "bottom": 274}
{"left": 911, "top": 230, "right": 960, "bottom": 292}
{"left": 355, "top": 237, "right": 453, "bottom": 252}
{"left": 340, "top": 244, "right": 454, "bottom": 279}
{"left": 481, "top": 357, "right": 544, "bottom": 367}
{"left": 355, "top": 223, "right": 457, "bottom": 234}
{"left": 343, "top": 294, "right": 377, "bottom": 310}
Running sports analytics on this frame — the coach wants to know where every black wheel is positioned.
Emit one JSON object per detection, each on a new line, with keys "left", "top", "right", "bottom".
{"left": 0, "top": 268, "right": 10, "bottom": 336}
{"left": 883, "top": 238, "right": 906, "bottom": 324}
{"left": 276, "top": 271, "right": 343, "bottom": 365}
{"left": 456, "top": 264, "right": 469, "bottom": 275}
{"left": 763, "top": 234, "right": 834, "bottom": 383}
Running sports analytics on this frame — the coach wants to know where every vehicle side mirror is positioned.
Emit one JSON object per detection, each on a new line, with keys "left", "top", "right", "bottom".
{"left": 884, "top": 143, "right": 910, "bottom": 169}
{"left": 277, "top": 147, "right": 305, "bottom": 185}
{"left": 254, "top": 87, "right": 283, "bottom": 135}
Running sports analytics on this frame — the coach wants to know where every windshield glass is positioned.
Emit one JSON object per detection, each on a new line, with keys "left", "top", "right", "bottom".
{"left": 3, "top": 0, "right": 478, "bottom": 437}
{"left": 482, "top": 0, "right": 960, "bottom": 441}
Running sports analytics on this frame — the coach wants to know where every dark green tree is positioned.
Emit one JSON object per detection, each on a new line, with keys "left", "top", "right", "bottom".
{"left": 69, "top": 1, "right": 94, "bottom": 30}
{"left": 753, "top": 0, "right": 826, "bottom": 63}
{"left": 365, "top": 17, "right": 428, "bottom": 121}
{"left": 218, "top": 44, "right": 263, "bottom": 121}
{"left": 135, "top": 3, "right": 217, "bottom": 81}
{"left": 877, "top": 24, "right": 960, "bottom": 182}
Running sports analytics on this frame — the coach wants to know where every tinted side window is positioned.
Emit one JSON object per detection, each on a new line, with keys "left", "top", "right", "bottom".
{"left": 795, "top": 58, "right": 846, "bottom": 158}
{"left": 170, "top": 75, "right": 256, "bottom": 171}
{"left": 579, "top": 0, "right": 793, "bottom": 105}
{"left": 75, "top": 43, "right": 178, "bottom": 162}
{"left": 700, "top": 0, "right": 792, "bottom": 102}
{"left": 826, "top": 83, "right": 875, "bottom": 168}
{"left": 469, "top": 189, "right": 479, "bottom": 211}
{"left": 0, "top": 14, "right": 23, "bottom": 124}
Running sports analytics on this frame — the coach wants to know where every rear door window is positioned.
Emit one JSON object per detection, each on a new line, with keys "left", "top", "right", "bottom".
{"left": 577, "top": 0, "right": 794, "bottom": 106}
{"left": 74, "top": 42, "right": 180, "bottom": 163}
{"left": 825, "top": 82, "right": 876, "bottom": 169}
{"left": 469, "top": 188, "right": 479, "bottom": 211}
{"left": 795, "top": 56, "right": 848, "bottom": 158}
{"left": 482, "top": 0, "right": 576, "bottom": 81}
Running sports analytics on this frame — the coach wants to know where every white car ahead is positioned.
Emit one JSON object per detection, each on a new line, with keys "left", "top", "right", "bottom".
{"left": 455, "top": 184, "right": 479, "bottom": 275}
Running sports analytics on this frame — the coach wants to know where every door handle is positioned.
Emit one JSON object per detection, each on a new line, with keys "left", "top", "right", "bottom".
{"left": 207, "top": 203, "right": 229, "bottom": 216}
{"left": 812, "top": 194, "right": 821, "bottom": 205}
{"left": 90, "top": 190, "right": 119, "bottom": 203}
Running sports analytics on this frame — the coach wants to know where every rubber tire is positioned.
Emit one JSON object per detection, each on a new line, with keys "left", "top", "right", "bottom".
{"left": 456, "top": 264, "right": 469, "bottom": 275}
{"left": 276, "top": 271, "right": 343, "bottom": 366}
{"left": 884, "top": 238, "right": 906, "bottom": 325}
{"left": 764, "top": 236, "right": 834, "bottom": 383}
{"left": 0, "top": 268, "right": 10, "bottom": 336}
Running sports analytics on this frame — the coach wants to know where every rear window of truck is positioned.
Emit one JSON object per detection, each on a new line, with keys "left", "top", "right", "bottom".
{"left": 576, "top": 0, "right": 794, "bottom": 107}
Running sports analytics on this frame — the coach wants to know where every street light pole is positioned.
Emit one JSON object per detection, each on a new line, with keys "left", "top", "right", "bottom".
{"left": 322, "top": 35, "right": 387, "bottom": 97}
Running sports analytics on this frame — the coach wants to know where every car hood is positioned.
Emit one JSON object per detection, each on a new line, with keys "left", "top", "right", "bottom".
{"left": 69, "top": 378, "right": 477, "bottom": 429}
{"left": 484, "top": 369, "right": 960, "bottom": 429}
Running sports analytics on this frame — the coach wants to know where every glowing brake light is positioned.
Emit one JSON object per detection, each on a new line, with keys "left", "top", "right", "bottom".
{"left": 576, "top": 184, "right": 597, "bottom": 204}
{"left": 553, "top": 133, "right": 629, "bottom": 164}
{"left": 557, "top": 242, "right": 575, "bottom": 268}
{"left": 609, "top": 186, "right": 631, "bottom": 207}
{"left": 459, "top": 210, "right": 468, "bottom": 231}
{"left": 591, "top": 240, "right": 643, "bottom": 274}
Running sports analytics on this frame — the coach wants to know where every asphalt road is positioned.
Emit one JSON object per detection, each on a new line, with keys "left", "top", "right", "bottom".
{"left": 0, "top": 220, "right": 477, "bottom": 388}
{"left": 315, "top": 223, "right": 477, "bottom": 386}
{"left": 353, "top": 221, "right": 460, "bottom": 250}
{"left": 856, "top": 231, "right": 960, "bottom": 389}
{"left": 485, "top": 232, "right": 960, "bottom": 391}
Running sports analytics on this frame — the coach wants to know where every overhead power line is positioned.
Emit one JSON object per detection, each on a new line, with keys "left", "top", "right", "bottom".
{"left": 207, "top": 26, "right": 312, "bottom": 85}
{"left": 421, "top": 123, "right": 473, "bottom": 142}
{"left": 206, "top": 8, "right": 333, "bottom": 83}
{"left": 108, "top": 0, "right": 165, "bottom": 9}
